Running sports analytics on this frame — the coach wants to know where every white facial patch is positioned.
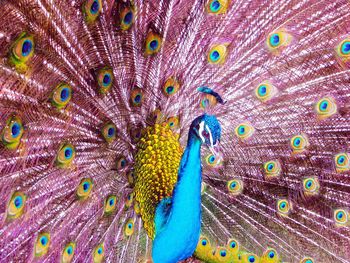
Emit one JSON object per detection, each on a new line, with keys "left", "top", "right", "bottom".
{"left": 198, "top": 121, "right": 205, "bottom": 143}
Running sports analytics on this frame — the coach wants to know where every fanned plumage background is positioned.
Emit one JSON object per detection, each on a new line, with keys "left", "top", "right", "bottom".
{"left": 1, "top": 0, "right": 350, "bottom": 262}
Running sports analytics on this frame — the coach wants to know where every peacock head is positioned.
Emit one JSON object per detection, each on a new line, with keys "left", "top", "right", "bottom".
{"left": 191, "top": 114, "right": 221, "bottom": 153}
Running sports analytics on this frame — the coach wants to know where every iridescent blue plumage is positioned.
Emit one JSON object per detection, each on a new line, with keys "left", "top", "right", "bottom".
{"left": 152, "top": 115, "right": 221, "bottom": 263}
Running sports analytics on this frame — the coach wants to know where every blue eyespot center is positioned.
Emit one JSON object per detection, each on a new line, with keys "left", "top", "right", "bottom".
{"left": 239, "top": 126, "right": 245, "bottom": 134}
{"left": 337, "top": 212, "right": 344, "bottom": 219}
{"left": 210, "top": 0, "right": 221, "bottom": 12}
{"left": 90, "top": 0, "right": 99, "bottom": 14}
{"left": 306, "top": 180, "right": 313, "bottom": 189}
{"left": 230, "top": 242, "right": 236, "bottom": 248}
{"left": 268, "top": 251, "right": 275, "bottom": 258}
{"left": 107, "top": 127, "right": 115, "bottom": 137}
{"left": 83, "top": 182, "right": 90, "bottom": 192}
{"left": 220, "top": 250, "right": 226, "bottom": 257}
{"left": 149, "top": 40, "right": 158, "bottom": 51}
{"left": 14, "top": 196, "right": 22, "bottom": 208}
{"left": 67, "top": 246, "right": 73, "bottom": 255}
{"left": 320, "top": 101, "right": 328, "bottom": 111}
{"left": 280, "top": 202, "right": 286, "bottom": 209}
{"left": 210, "top": 50, "right": 220, "bottom": 62}
{"left": 258, "top": 85, "right": 267, "bottom": 96}
{"left": 248, "top": 256, "right": 255, "bottom": 262}
{"left": 124, "top": 11, "right": 133, "bottom": 25}
{"left": 22, "top": 40, "right": 32, "bottom": 57}
{"left": 134, "top": 94, "right": 142, "bottom": 103}
{"left": 294, "top": 138, "right": 301, "bottom": 146}
{"left": 341, "top": 41, "right": 350, "bottom": 54}
{"left": 209, "top": 156, "right": 215, "bottom": 163}
{"left": 270, "top": 34, "right": 280, "bottom": 47}
{"left": 120, "top": 159, "right": 126, "bottom": 167}
{"left": 202, "top": 240, "right": 207, "bottom": 246}
{"left": 65, "top": 148, "right": 72, "bottom": 159}
{"left": 103, "top": 74, "right": 111, "bottom": 86}
{"left": 11, "top": 123, "right": 21, "bottom": 138}
{"left": 305, "top": 260, "right": 313, "bottom": 263}
{"left": 97, "top": 247, "right": 103, "bottom": 254}
{"left": 338, "top": 156, "right": 345, "bottom": 165}
{"left": 166, "top": 86, "right": 174, "bottom": 94}
{"left": 109, "top": 198, "right": 114, "bottom": 206}
{"left": 267, "top": 163, "right": 274, "bottom": 171}
{"left": 40, "top": 236, "right": 48, "bottom": 246}
{"left": 60, "top": 88, "right": 70, "bottom": 102}
{"left": 230, "top": 182, "right": 237, "bottom": 189}
{"left": 128, "top": 223, "right": 132, "bottom": 229}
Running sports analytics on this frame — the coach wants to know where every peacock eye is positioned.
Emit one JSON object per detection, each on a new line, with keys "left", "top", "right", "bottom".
{"left": 83, "top": 0, "right": 102, "bottom": 23}
{"left": 315, "top": 97, "right": 337, "bottom": 120}
{"left": 206, "top": 0, "right": 229, "bottom": 14}
{"left": 93, "top": 243, "right": 104, "bottom": 262}
{"left": 124, "top": 218, "right": 134, "bottom": 236}
{"left": 145, "top": 32, "right": 162, "bottom": 55}
{"left": 266, "top": 30, "right": 292, "bottom": 52}
{"left": 62, "top": 242, "right": 76, "bottom": 263}
{"left": 120, "top": 7, "right": 135, "bottom": 30}
{"left": 35, "top": 232, "right": 50, "bottom": 257}
{"left": 202, "top": 130, "right": 210, "bottom": 138}
{"left": 277, "top": 199, "right": 291, "bottom": 216}
{"left": 334, "top": 209, "right": 348, "bottom": 226}
{"left": 208, "top": 44, "right": 228, "bottom": 64}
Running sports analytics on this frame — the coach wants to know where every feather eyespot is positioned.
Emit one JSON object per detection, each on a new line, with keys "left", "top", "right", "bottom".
{"left": 208, "top": 44, "right": 228, "bottom": 64}
{"left": 167, "top": 116, "right": 180, "bottom": 130}
{"left": 263, "top": 160, "right": 281, "bottom": 179}
{"left": 234, "top": 122, "right": 254, "bottom": 140}
{"left": 62, "top": 242, "right": 76, "bottom": 263}
{"left": 125, "top": 193, "right": 134, "bottom": 208}
{"left": 104, "top": 195, "right": 117, "bottom": 214}
{"left": 266, "top": 30, "right": 292, "bottom": 52}
{"left": 163, "top": 77, "right": 180, "bottom": 96}
{"left": 300, "top": 257, "right": 314, "bottom": 263}
{"left": 101, "top": 122, "right": 117, "bottom": 143}
{"left": 130, "top": 88, "right": 144, "bottom": 106}
{"left": 290, "top": 134, "right": 309, "bottom": 154}
{"left": 262, "top": 248, "right": 279, "bottom": 262}
{"left": 7, "top": 191, "right": 26, "bottom": 220}
{"left": 315, "top": 97, "right": 337, "bottom": 120}
{"left": 35, "top": 232, "right": 50, "bottom": 257}
{"left": 124, "top": 218, "right": 134, "bottom": 236}
{"left": 51, "top": 83, "right": 72, "bottom": 109}
{"left": 277, "top": 199, "right": 291, "bottom": 216}
{"left": 205, "top": 154, "right": 222, "bottom": 168}
{"left": 97, "top": 68, "right": 113, "bottom": 94}
{"left": 336, "top": 38, "right": 350, "bottom": 66}
{"left": 1, "top": 115, "right": 24, "bottom": 150}
{"left": 334, "top": 209, "right": 349, "bottom": 227}
{"left": 83, "top": 0, "right": 102, "bottom": 23}
{"left": 302, "top": 177, "right": 320, "bottom": 195}
{"left": 334, "top": 153, "right": 350, "bottom": 173}
{"left": 117, "top": 156, "right": 128, "bottom": 170}
{"left": 77, "top": 178, "right": 93, "bottom": 200}
{"left": 145, "top": 32, "right": 162, "bottom": 55}
{"left": 120, "top": 7, "right": 134, "bottom": 30}
{"left": 227, "top": 239, "right": 239, "bottom": 251}
{"left": 195, "top": 236, "right": 212, "bottom": 259}
{"left": 9, "top": 32, "right": 35, "bottom": 72}
{"left": 93, "top": 243, "right": 104, "bottom": 263}
{"left": 255, "top": 81, "right": 277, "bottom": 102}
{"left": 227, "top": 179, "right": 243, "bottom": 195}
{"left": 206, "top": 0, "right": 229, "bottom": 14}
{"left": 56, "top": 143, "right": 75, "bottom": 168}
{"left": 241, "top": 253, "right": 258, "bottom": 263}
{"left": 200, "top": 94, "right": 218, "bottom": 109}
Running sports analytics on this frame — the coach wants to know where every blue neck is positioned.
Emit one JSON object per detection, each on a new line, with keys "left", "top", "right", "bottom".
{"left": 152, "top": 130, "right": 203, "bottom": 263}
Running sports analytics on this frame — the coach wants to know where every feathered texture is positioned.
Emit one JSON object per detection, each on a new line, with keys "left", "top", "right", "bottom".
{"left": 0, "top": 0, "right": 350, "bottom": 262}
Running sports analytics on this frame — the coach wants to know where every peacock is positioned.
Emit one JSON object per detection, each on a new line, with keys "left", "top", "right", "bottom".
{"left": 0, "top": 0, "right": 350, "bottom": 262}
